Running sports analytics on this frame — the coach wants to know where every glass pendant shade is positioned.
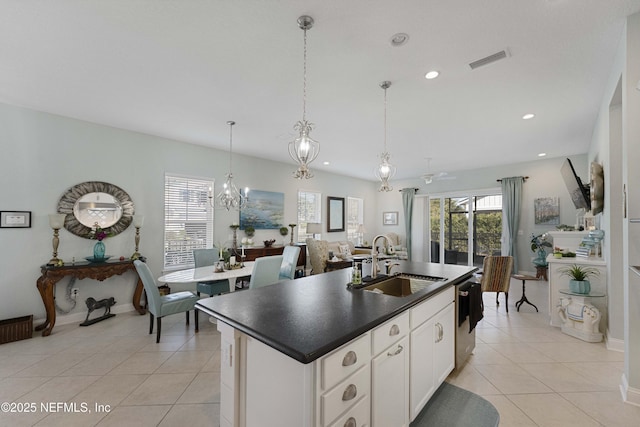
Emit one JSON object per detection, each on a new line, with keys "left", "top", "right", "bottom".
{"left": 215, "top": 121, "right": 249, "bottom": 211}
{"left": 289, "top": 15, "right": 319, "bottom": 180}
{"left": 376, "top": 81, "right": 396, "bottom": 192}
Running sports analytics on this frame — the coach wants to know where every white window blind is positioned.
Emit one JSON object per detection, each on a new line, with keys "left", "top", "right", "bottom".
{"left": 297, "top": 190, "right": 322, "bottom": 242}
{"left": 164, "top": 174, "right": 214, "bottom": 269}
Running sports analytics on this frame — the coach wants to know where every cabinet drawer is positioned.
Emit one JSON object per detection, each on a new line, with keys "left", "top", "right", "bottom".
{"left": 321, "top": 333, "right": 370, "bottom": 390}
{"left": 372, "top": 311, "right": 409, "bottom": 356}
{"left": 322, "top": 366, "right": 370, "bottom": 426}
{"left": 410, "top": 286, "right": 454, "bottom": 328}
{"left": 327, "top": 394, "right": 370, "bottom": 427}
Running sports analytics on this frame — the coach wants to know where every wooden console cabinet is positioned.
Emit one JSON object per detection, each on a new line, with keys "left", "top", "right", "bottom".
{"left": 233, "top": 244, "right": 306, "bottom": 276}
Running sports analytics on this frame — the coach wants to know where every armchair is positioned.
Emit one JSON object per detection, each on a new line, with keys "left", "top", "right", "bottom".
{"left": 306, "top": 238, "right": 329, "bottom": 275}
{"left": 383, "top": 232, "right": 408, "bottom": 260}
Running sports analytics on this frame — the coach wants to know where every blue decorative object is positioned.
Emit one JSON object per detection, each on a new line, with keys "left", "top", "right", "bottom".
{"left": 93, "top": 240, "right": 106, "bottom": 261}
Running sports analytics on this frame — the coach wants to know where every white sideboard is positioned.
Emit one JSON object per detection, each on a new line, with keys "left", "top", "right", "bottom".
{"left": 547, "top": 254, "right": 607, "bottom": 329}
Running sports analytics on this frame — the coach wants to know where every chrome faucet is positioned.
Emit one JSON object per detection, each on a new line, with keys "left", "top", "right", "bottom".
{"left": 370, "top": 234, "right": 392, "bottom": 279}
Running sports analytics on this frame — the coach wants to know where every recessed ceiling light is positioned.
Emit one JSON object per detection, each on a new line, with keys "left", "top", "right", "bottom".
{"left": 425, "top": 71, "right": 439, "bottom": 79}
{"left": 538, "top": 153, "right": 546, "bottom": 157}
{"left": 390, "top": 33, "right": 409, "bottom": 47}
{"left": 522, "top": 113, "right": 535, "bottom": 120}
{"left": 323, "top": 161, "right": 330, "bottom": 165}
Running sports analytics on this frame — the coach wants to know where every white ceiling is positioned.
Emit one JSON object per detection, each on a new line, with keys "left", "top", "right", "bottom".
{"left": 2, "top": 1, "right": 639, "bottom": 181}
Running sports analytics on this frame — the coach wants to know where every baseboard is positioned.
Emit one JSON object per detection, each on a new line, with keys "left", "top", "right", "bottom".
{"left": 620, "top": 374, "right": 640, "bottom": 407}
{"left": 34, "top": 303, "right": 138, "bottom": 327}
{"left": 605, "top": 332, "right": 625, "bottom": 352}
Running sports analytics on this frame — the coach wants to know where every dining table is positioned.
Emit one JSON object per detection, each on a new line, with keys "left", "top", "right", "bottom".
{"left": 157, "top": 261, "right": 255, "bottom": 293}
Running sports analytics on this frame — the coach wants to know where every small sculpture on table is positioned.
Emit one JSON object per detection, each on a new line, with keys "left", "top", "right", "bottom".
{"left": 557, "top": 297, "right": 602, "bottom": 342}
{"left": 80, "top": 297, "right": 116, "bottom": 326}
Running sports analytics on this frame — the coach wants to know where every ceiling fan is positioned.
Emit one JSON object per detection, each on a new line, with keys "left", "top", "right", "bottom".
{"left": 421, "top": 158, "right": 456, "bottom": 184}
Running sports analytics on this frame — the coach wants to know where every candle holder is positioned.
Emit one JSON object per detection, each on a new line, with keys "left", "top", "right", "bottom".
{"left": 289, "top": 223, "right": 297, "bottom": 245}
{"left": 230, "top": 224, "right": 239, "bottom": 250}
{"left": 48, "top": 214, "right": 66, "bottom": 265}
{"left": 131, "top": 215, "right": 144, "bottom": 260}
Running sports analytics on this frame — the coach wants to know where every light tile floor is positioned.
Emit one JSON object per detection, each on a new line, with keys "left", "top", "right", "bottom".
{"left": 0, "top": 277, "right": 638, "bottom": 426}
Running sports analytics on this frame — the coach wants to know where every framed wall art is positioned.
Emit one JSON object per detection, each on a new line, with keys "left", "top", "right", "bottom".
{"left": 240, "top": 190, "right": 285, "bottom": 229}
{"left": 0, "top": 211, "right": 32, "bottom": 228}
{"left": 534, "top": 197, "right": 560, "bottom": 225}
{"left": 383, "top": 211, "right": 398, "bottom": 226}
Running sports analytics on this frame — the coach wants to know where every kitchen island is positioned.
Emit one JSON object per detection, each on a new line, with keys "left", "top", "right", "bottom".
{"left": 196, "top": 261, "right": 476, "bottom": 427}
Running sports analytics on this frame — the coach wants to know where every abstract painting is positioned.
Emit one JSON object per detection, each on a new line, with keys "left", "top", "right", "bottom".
{"left": 534, "top": 197, "right": 560, "bottom": 225}
{"left": 240, "top": 190, "right": 285, "bottom": 229}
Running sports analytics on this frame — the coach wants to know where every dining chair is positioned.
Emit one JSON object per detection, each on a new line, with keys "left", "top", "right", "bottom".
{"left": 480, "top": 256, "right": 514, "bottom": 313}
{"left": 193, "top": 248, "right": 230, "bottom": 296}
{"left": 134, "top": 260, "right": 199, "bottom": 343}
{"left": 249, "top": 255, "right": 284, "bottom": 289}
{"left": 279, "top": 245, "right": 301, "bottom": 280}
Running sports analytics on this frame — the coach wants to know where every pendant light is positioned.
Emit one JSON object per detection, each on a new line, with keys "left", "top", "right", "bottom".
{"left": 214, "top": 121, "right": 249, "bottom": 210}
{"left": 375, "top": 81, "right": 396, "bottom": 191}
{"left": 288, "top": 15, "right": 319, "bottom": 179}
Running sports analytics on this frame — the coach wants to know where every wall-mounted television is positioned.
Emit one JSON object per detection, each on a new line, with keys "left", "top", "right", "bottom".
{"left": 560, "top": 158, "right": 590, "bottom": 211}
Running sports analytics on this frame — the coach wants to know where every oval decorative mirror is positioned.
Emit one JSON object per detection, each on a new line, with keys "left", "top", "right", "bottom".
{"left": 57, "top": 181, "right": 135, "bottom": 238}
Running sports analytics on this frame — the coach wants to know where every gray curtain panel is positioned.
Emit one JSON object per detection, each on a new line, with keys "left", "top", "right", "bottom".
{"left": 500, "top": 177, "right": 524, "bottom": 273}
{"left": 401, "top": 188, "right": 416, "bottom": 260}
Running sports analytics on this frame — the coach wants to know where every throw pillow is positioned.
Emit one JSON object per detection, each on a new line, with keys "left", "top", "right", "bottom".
{"left": 339, "top": 244, "right": 352, "bottom": 257}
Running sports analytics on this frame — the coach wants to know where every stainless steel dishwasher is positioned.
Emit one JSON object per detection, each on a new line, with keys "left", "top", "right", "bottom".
{"left": 455, "top": 280, "right": 481, "bottom": 369}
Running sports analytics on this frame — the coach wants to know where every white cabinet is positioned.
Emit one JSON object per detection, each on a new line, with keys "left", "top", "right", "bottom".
{"left": 371, "top": 312, "right": 410, "bottom": 427}
{"left": 409, "top": 287, "right": 455, "bottom": 421}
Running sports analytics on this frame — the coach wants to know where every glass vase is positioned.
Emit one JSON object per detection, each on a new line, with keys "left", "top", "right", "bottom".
{"left": 533, "top": 248, "right": 547, "bottom": 267}
{"left": 93, "top": 241, "right": 106, "bottom": 261}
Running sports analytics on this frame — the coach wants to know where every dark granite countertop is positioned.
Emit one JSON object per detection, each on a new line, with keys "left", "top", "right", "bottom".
{"left": 195, "top": 261, "right": 477, "bottom": 364}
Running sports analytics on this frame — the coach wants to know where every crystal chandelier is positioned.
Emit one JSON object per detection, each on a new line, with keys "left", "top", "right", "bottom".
{"left": 375, "top": 81, "right": 396, "bottom": 191}
{"left": 214, "top": 121, "right": 249, "bottom": 210}
{"left": 288, "top": 15, "right": 319, "bottom": 179}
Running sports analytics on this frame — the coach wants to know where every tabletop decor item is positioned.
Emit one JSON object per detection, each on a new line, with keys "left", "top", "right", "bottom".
{"left": 230, "top": 223, "right": 240, "bottom": 249}
{"left": 530, "top": 233, "right": 552, "bottom": 266}
{"left": 289, "top": 223, "right": 296, "bottom": 245}
{"left": 89, "top": 222, "right": 111, "bottom": 261}
{"left": 47, "top": 213, "right": 67, "bottom": 266}
{"left": 559, "top": 264, "right": 600, "bottom": 294}
{"left": 263, "top": 239, "right": 276, "bottom": 247}
{"left": 131, "top": 214, "right": 144, "bottom": 260}
{"left": 279, "top": 226, "right": 289, "bottom": 244}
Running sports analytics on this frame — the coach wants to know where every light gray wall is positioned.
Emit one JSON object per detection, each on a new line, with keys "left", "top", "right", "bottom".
{"left": 0, "top": 102, "right": 377, "bottom": 323}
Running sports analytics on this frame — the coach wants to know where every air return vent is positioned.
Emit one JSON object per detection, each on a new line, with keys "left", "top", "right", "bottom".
{"left": 468, "top": 49, "right": 510, "bottom": 70}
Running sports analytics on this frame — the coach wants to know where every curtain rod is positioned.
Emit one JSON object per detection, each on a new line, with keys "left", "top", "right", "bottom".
{"left": 398, "top": 188, "right": 419, "bottom": 192}
{"left": 497, "top": 176, "right": 529, "bottom": 182}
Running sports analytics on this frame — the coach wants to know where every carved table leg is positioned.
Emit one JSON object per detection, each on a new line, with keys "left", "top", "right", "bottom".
{"left": 35, "top": 276, "right": 56, "bottom": 336}
{"left": 133, "top": 277, "right": 146, "bottom": 315}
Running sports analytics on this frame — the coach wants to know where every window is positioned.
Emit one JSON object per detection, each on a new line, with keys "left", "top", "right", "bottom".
{"left": 297, "top": 190, "right": 321, "bottom": 242}
{"left": 347, "top": 197, "right": 364, "bottom": 243}
{"left": 429, "top": 191, "right": 502, "bottom": 267}
{"left": 164, "top": 174, "right": 214, "bottom": 270}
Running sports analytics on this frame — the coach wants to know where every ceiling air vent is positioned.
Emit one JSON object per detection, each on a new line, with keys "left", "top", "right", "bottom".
{"left": 468, "top": 49, "right": 510, "bottom": 70}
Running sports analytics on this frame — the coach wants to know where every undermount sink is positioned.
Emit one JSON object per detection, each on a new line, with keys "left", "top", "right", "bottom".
{"left": 359, "top": 274, "right": 447, "bottom": 297}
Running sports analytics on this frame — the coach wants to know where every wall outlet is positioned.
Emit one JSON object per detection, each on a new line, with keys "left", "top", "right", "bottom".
{"left": 71, "top": 288, "right": 79, "bottom": 299}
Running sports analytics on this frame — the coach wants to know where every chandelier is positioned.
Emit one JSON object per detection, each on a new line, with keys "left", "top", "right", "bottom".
{"left": 375, "top": 81, "right": 396, "bottom": 191}
{"left": 213, "top": 121, "right": 249, "bottom": 210}
{"left": 288, "top": 15, "right": 319, "bottom": 179}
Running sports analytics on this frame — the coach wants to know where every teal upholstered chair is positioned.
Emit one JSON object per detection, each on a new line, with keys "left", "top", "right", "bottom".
{"left": 279, "top": 245, "right": 301, "bottom": 281}
{"left": 249, "top": 255, "right": 284, "bottom": 289}
{"left": 193, "top": 248, "right": 230, "bottom": 296}
{"left": 134, "top": 260, "right": 199, "bottom": 343}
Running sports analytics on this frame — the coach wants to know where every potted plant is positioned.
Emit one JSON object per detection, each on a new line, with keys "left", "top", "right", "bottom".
{"left": 559, "top": 264, "right": 599, "bottom": 294}
{"left": 244, "top": 225, "right": 255, "bottom": 238}
{"left": 530, "top": 233, "right": 552, "bottom": 266}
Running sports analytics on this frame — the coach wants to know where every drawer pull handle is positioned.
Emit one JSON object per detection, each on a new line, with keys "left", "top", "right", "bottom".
{"left": 342, "top": 384, "right": 358, "bottom": 401}
{"left": 389, "top": 324, "right": 400, "bottom": 336}
{"left": 387, "top": 344, "right": 404, "bottom": 356}
{"left": 342, "top": 350, "right": 357, "bottom": 366}
{"left": 344, "top": 417, "right": 357, "bottom": 427}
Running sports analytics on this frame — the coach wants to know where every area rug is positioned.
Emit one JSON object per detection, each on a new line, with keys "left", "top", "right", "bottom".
{"left": 410, "top": 382, "right": 500, "bottom": 427}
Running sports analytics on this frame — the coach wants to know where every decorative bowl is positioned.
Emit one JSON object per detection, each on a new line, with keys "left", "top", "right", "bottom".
{"left": 264, "top": 239, "right": 276, "bottom": 247}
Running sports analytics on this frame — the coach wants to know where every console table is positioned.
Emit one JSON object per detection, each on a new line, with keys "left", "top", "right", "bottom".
{"left": 36, "top": 258, "right": 146, "bottom": 336}
{"left": 232, "top": 244, "right": 306, "bottom": 276}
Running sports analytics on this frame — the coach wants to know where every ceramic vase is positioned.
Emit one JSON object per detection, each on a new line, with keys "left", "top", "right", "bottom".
{"left": 569, "top": 279, "right": 590, "bottom": 294}
{"left": 93, "top": 241, "right": 106, "bottom": 261}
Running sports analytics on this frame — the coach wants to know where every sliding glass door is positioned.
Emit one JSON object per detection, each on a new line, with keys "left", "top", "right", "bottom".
{"left": 429, "top": 192, "right": 502, "bottom": 267}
